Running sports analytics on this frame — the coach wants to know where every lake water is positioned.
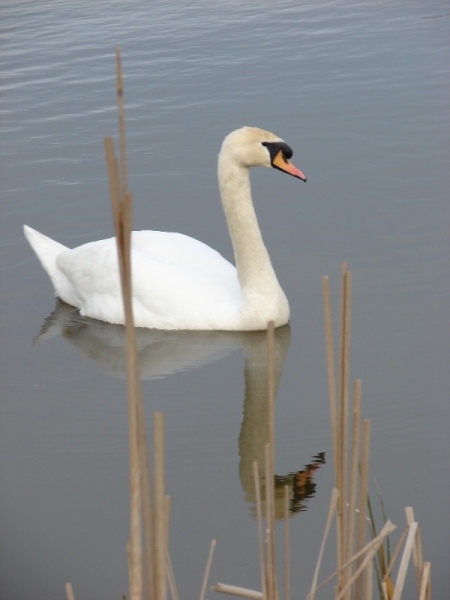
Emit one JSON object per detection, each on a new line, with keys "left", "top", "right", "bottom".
{"left": 1, "top": 0, "right": 449, "bottom": 598}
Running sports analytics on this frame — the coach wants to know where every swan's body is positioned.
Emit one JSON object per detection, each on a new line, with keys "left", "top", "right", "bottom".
{"left": 24, "top": 126, "right": 306, "bottom": 331}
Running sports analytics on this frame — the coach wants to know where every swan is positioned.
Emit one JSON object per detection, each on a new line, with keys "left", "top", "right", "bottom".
{"left": 23, "top": 126, "right": 306, "bottom": 331}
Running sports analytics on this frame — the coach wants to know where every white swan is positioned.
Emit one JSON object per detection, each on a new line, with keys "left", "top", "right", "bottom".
{"left": 24, "top": 126, "right": 306, "bottom": 331}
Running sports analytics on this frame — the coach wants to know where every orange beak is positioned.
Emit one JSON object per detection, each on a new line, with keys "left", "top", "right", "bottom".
{"left": 272, "top": 150, "right": 307, "bottom": 181}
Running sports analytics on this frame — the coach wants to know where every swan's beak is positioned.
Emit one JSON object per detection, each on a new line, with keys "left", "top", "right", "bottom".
{"left": 272, "top": 150, "right": 307, "bottom": 181}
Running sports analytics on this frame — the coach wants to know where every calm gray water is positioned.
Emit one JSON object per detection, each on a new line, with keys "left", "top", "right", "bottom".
{"left": 1, "top": 0, "right": 449, "bottom": 598}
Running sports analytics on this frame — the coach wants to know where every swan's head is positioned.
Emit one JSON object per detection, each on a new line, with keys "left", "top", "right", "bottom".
{"left": 220, "top": 126, "right": 306, "bottom": 181}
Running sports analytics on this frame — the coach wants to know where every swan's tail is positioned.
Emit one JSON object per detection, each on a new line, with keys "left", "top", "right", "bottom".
{"left": 23, "top": 225, "right": 75, "bottom": 304}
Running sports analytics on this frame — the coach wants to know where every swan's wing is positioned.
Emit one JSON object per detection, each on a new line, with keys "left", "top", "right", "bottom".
{"left": 132, "top": 231, "right": 228, "bottom": 270}
{"left": 131, "top": 231, "right": 242, "bottom": 328}
{"left": 56, "top": 232, "right": 242, "bottom": 328}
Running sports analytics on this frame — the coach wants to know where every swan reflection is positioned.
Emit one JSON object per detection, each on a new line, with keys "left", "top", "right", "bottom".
{"left": 35, "top": 300, "right": 236, "bottom": 379}
{"left": 35, "top": 300, "right": 324, "bottom": 516}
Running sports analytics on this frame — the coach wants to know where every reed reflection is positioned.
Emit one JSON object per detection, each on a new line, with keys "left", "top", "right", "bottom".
{"left": 34, "top": 300, "right": 324, "bottom": 516}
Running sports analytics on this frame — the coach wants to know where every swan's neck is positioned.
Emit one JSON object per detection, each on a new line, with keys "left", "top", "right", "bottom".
{"left": 218, "top": 155, "right": 288, "bottom": 320}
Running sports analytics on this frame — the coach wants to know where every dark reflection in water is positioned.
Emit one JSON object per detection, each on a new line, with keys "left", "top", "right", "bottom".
{"left": 34, "top": 300, "right": 325, "bottom": 517}
{"left": 237, "top": 324, "right": 324, "bottom": 518}
{"left": 274, "top": 454, "right": 326, "bottom": 516}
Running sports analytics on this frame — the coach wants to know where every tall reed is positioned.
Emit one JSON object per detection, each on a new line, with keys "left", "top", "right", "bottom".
{"left": 105, "top": 48, "right": 216, "bottom": 600}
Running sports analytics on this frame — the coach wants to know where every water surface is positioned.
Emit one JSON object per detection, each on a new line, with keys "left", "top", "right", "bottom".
{"left": 1, "top": 1, "right": 449, "bottom": 598}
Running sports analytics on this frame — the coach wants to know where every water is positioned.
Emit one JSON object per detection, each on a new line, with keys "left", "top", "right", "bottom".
{"left": 1, "top": 1, "right": 449, "bottom": 598}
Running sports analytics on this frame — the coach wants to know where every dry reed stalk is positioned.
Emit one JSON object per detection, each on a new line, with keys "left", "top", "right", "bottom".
{"left": 345, "top": 379, "right": 361, "bottom": 588}
{"left": 105, "top": 139, "right": 143, "bottom": 600}
{"left": 283, "top": 485, "right": 290, "bottom": 600}
{"left": 138, "top": 389, "right": 155, "bottom": 599}
{"left": 105, "top": 48, "right": 148, "bottom": 600}
{"left": 132, "top": 336, "right": 156, "bottom": 598}
{"left": 418, "top": 562, "right": 431, "bottom": 600}
{"left": 338, "top": 265, "right": 352, "bottom": 588}
{"left": 264, "top": 443, "right": 276, "bottom": 600}
{"left": 391, "top": 521, "right": 418, "bottom": 600}
{"left": 337, "top": 264, "right": 346, "bottom": 565}
{"left": 354, "top": 418, "right": 370, "bottom": 598}
{"left": 405, "top": 506, "right": 426, "bottom": 595}
{"left": 211, "top": 583, "right": 263, "bottom": 599}
{"left": 253, "top": 460, "right": 267, "bottom": 600}
{"left": 124, "top": 195, "right": 143, "bottom": 600}
{"left": 322, "top": 274, "right": 343, "bottom": 581}
{"left": 322, "top": 276, "right": 339, "bottom": 488}
{"left": 267, "top": 321, "right": 276, "bottom": 530}
{"left": 199, "top": 539, "right": 217, "bottom": 600}
{"left": 115, "top": 48, "right": 128, "bottom": 195}
{"left": 266, "top": 321, "right": 277, "bottom": 600}
{"left": 65, "top": 583, "right": 75, "bottom": 600}
{"left": 307, "top": 487, "right": 339, "bottom": 600}
{"left": 363, "top": 561, "right": 372, "bottom": 600}
{"left": 154, "top": 412, "right": 167, "bottom": 600}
